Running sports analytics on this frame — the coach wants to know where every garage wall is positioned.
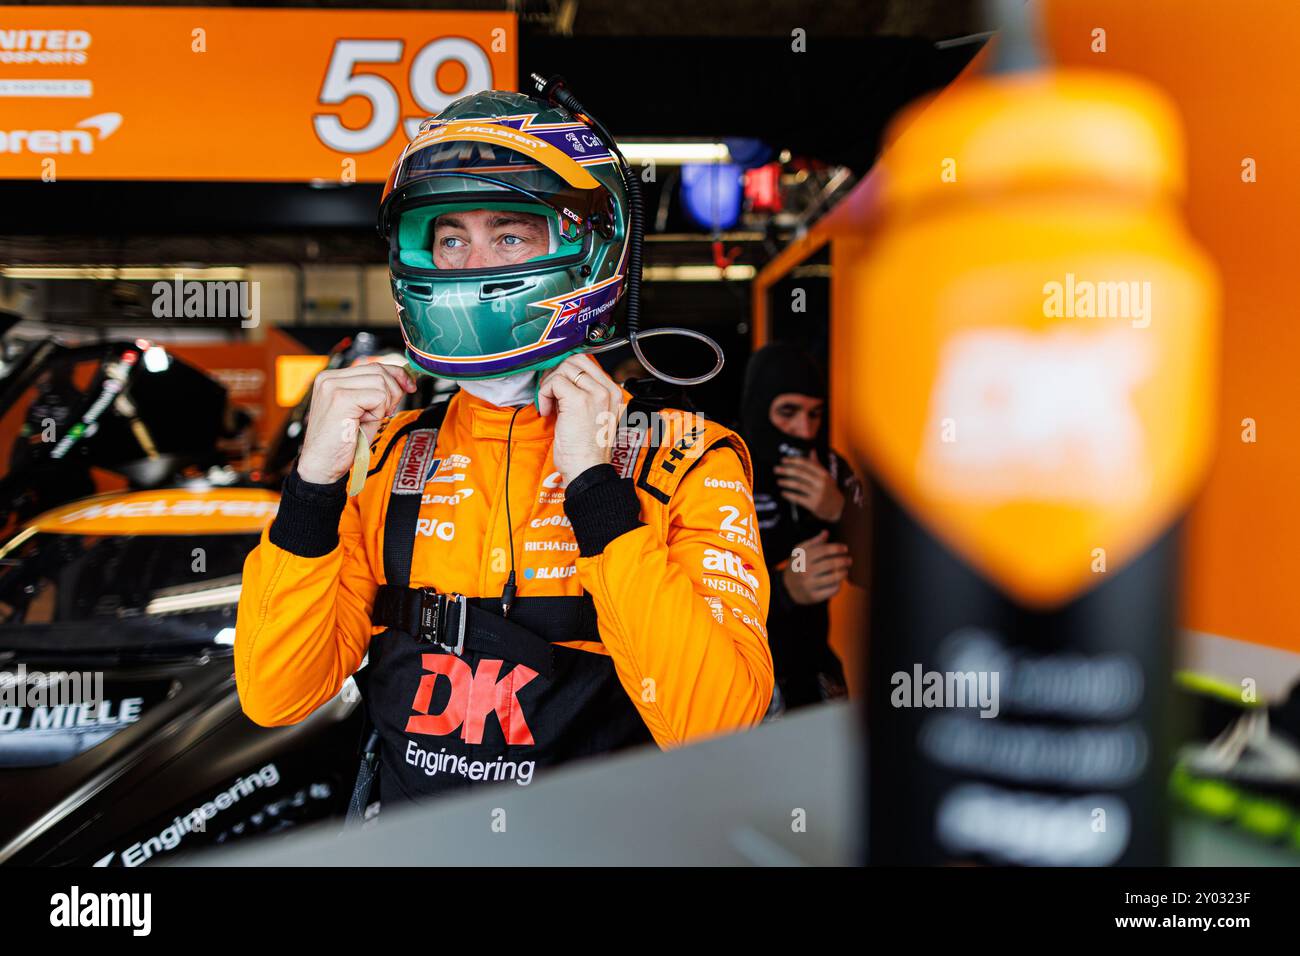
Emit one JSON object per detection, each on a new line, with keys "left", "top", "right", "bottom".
{"left": 1041, "top": 1, "right": 1299, "bottom": 650}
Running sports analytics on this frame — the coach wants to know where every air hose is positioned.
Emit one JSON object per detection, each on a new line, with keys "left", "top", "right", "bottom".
{"left": 528, "top": 73, "right": 725, "bottom": 386}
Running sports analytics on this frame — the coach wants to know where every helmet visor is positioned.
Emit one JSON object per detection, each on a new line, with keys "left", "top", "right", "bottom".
{"left": 380, "top": 120, "right": 615, "bottom": 240}
{"left": 389, "top": 196, "right": 588, "bottom": 278}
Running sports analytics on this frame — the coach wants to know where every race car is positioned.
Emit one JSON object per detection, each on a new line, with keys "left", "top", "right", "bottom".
{"left": 0, "top": 485, "right": 362, "bottom": 866}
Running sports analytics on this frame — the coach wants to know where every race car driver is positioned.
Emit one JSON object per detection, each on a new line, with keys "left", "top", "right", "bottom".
{"left": 234, "top": 88, "right": 774, "bottom": 805}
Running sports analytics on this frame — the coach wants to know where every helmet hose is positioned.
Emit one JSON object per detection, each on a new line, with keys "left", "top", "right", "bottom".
{"left": 529, "top": 73, "right": 725, "bottom": 387}
{"left": 585, "top": 327, "right": 724, "bottom": 384}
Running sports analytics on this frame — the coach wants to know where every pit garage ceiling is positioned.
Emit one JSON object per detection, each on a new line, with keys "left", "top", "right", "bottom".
{"left": 0, "top": 1, "right": 984, "bottom": 264}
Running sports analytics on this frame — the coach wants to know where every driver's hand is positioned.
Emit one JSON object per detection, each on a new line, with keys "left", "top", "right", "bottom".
{"left": 537, "top": 354, "right": 622, "bottom": 484}
{"left": 296, "top": 363, "right": 416, "bottom": 484}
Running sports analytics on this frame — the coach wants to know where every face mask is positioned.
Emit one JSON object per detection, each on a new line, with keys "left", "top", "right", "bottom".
{"left": 457, "top": 370, "right": 537, "bottom": 408}
{"left": 746, "top": 413, "right": 824, "bottom": 465}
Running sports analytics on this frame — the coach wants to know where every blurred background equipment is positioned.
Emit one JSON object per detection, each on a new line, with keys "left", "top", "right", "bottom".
{"left": 0, "top": 337, "right": 255, "bottom": 535}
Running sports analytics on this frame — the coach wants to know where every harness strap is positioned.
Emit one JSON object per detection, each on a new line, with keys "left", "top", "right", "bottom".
{"left": 372, "top": 588, "right": 598, "bottom": 678}
{"left": 381, "top": 399, "right": 451, "bottom": 588}
{"left": 373, "top": 395, "right": 600, "bottom": 680}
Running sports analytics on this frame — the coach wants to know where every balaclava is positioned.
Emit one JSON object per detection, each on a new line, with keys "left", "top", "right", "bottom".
{"left": 459, "top": 369, "right": 538, "bottom": 408}
{"left": 739, "top": 342, "right": 830, "bottom": 467}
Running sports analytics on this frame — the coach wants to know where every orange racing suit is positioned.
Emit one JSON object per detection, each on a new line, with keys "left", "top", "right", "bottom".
{"left": 234, "top": 388, "right": 773, "bottom": 801}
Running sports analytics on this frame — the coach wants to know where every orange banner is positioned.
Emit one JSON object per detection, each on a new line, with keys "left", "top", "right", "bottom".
{"left": 0, "top": 5, "right": 516, "bottom": 182}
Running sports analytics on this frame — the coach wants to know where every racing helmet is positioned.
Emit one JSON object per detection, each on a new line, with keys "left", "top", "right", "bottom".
{"left": 377, "top": 89, "right": 629, "bottom": 380}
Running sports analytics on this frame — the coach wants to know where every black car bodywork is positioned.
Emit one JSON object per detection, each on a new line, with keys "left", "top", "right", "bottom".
{"left": 0, "top": 518, "right": 362, "bottom": 866}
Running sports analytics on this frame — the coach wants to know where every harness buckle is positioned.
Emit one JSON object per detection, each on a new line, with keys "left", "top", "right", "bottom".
{"left": 417, "top": 589, "right": 466, "bottom": 656}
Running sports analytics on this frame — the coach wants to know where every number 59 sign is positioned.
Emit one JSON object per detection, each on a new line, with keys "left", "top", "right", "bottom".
{"left": 314, "top": 32, "right": 510, "bottom": 155}
{"left": 0, "top": 7, "right": 516, "bottom": 182}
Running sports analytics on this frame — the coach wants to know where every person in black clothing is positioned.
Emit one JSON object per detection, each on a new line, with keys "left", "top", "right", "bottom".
{"left": 739, "top": 343, "right": 865, "bottom": 710}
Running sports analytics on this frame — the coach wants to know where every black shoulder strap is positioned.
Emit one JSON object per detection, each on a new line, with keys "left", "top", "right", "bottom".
{"left": 382, "top": 398, "right": 452, "bottom": 588}
{"left": 634, "top": 420, "right": 745, "bottom": 505}
{"left": 346, "top": 397, "right": 450, "bottom": 829}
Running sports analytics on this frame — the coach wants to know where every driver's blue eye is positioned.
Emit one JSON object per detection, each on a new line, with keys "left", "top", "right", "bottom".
{"left": 441, "top": 237, "right": 465, "bottom": 248}
{"left": 501, "top": 235, "right": 522, "bottom": 245}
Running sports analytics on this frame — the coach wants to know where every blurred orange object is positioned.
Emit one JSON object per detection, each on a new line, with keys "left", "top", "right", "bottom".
{"left": 1035, "top": 0, "right": 1300, "bottom": 653}
{"left": 845, "top": 70, "right": 1218, "bottom": 607}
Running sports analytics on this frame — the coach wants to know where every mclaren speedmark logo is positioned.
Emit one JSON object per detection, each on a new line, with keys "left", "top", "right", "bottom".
{"left": 0, "top": 112, "right": 121, "bottom": 154}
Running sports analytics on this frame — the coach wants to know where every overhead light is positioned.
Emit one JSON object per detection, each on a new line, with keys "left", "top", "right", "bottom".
{"left": 617, "top": 142, "right": 732, "bottom": 165}
{"left": 0, "top": 266, "right": 248, "bottom": 281}
{"left": 646, "top": 231, "right": 764, "bottom": 242}
{"left": 641, "top": 264, "right": 756, "bottom": 282}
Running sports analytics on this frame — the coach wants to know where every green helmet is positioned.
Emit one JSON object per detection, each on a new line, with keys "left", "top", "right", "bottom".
{"left": 377, "top": 89, "right": 629, "bottom": 379}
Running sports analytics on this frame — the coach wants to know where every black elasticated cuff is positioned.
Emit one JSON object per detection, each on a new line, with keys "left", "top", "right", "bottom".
{"left": 268, "top": 467, "right": 349, "bottom": 558}
{"left": 563, "top": 465, "right": 642, "bottom": 556}
{"left": 565, "top": 462, "right": 617, "bottom": 500}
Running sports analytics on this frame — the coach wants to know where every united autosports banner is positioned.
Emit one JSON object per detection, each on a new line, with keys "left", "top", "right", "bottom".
{"left": 0, "top": 6, "right": 517, "bottom": 181}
